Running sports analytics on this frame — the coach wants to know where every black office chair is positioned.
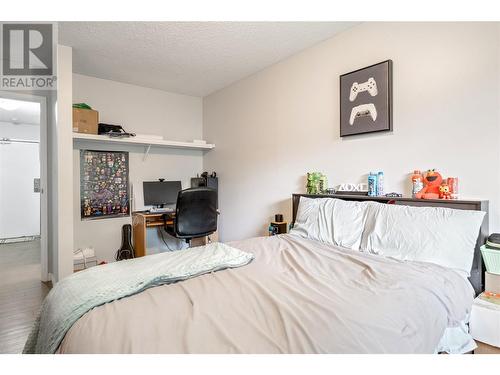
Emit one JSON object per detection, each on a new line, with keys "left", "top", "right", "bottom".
{"left": 164, "top": 187, "right": 218, "bottom": 243}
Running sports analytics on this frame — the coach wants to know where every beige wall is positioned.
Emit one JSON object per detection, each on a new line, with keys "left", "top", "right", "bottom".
{"left": 73, "top": 74, "right": 204, "bottom": 262}
{"left": 203, "top": 22, "right": 500, "bottom": 241}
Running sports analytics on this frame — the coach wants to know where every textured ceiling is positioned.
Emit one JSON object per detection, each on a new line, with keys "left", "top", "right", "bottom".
{"left": 0, "top": 99, "right": 40, "bottom": 125}
{"left": 59, "top": 22, "right": 358, "bottom": 97}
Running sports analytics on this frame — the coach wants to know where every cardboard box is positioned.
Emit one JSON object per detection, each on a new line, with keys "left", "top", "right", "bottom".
{"left": 73, "top": 108, "right": 98, "bottom": 134}
{"left": 486, "top": 272, "right": 500, "bottom": 294}
{"left": 475, "top": 341, "right": 500, "bottom": 354}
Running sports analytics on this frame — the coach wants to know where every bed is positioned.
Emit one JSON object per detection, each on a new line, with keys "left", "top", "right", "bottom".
{"left": 29, "top": 195, "right": 488, "bottom": 354}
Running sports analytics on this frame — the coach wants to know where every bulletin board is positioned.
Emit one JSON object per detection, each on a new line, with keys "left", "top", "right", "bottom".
{"left": 80, "top": 150, "right": 130, "bottom": 219}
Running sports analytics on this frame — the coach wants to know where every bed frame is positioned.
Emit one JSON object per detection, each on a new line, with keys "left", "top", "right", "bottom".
{"left": 291, "top": 193, "right": 489, "bottom": 295}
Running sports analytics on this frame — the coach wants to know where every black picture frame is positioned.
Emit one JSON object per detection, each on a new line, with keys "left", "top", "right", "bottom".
{"left": 340, "top": 60, "right": 393, "bottom": 137}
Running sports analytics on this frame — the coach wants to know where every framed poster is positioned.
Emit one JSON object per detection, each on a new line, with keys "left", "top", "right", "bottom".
{"left": 340, "top": 60, "right": 393, "bottom": 137}
{"left": 80, "top": 150, "right": 130, "bottom": 220}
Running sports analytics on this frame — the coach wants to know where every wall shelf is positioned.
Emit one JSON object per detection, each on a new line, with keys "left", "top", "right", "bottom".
{"left": 72, "top": 133, "right": 215, "bottom": 151}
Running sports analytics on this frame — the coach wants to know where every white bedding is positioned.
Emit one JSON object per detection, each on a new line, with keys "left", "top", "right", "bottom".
{"left": 437, "top": 318, "right": 476, "bottom": 354}
{"left": 361, "top": 202, "right": 485, "bottom": 276}
{"left": 289, "top": 197, "right": 482, "bottom": 353}
{"left": 291, "top": 197, "right": 485, "bottom": 276}
{"left": 57, "top": 235, "right": 475, "bottom": 353}
{"left": 291, "top": 197, "right": 369, "bottom": 250}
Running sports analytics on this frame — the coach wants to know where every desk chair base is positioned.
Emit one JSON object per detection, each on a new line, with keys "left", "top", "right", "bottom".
{"left": 163, "top": 223, "right": 216, "bottom": 248}
{"left": 190, "top": 234, "right": 217, "bottom": 248}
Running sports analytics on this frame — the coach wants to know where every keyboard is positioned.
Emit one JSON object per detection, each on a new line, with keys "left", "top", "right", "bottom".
{"left": 149, "top": 207, "right": 175, "bottom": 214}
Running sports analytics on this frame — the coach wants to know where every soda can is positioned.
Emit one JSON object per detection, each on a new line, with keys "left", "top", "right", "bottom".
{"left": 447, "top": 177, "right": 459, "bottom": 199}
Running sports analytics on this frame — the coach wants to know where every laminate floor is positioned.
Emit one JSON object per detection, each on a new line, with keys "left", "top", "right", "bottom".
{"left": 0, "top": 239, "right": 50, "bottom": 354}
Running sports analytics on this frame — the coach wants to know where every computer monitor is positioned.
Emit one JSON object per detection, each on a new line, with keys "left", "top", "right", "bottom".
{"left": 143, "top": 181, "right": 182, "bottom": 207}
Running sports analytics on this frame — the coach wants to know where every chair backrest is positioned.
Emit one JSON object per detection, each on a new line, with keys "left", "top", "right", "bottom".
{"left": 175, "top": 187, "right": 218, "bottom": 239}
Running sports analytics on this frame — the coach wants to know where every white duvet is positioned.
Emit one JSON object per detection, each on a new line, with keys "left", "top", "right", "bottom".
{"left": 57, "top": 235, "right": 475, "bottom": 353}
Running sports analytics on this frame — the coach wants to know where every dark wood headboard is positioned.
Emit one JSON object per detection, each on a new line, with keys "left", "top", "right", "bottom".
{"left": 292, "top": 193, "right": 489, "bottom": 295}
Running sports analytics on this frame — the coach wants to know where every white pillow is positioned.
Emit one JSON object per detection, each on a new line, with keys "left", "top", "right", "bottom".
{"left": 360, "top": 202, "right": 485, "bottom": 276}
{"left": 290, "top": 197, "right": 368, "bottom": 250}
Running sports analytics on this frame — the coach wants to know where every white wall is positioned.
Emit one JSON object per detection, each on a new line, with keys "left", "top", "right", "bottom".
{"left": 56, "top": 45, "right": 75, "bottom": 281}
{"left": 72, "top": 74, "right": 203, "bottom": 262}
{"left": 0, "top": 122, "right": 39, "bottom": 141}
{"left": 203, "top": 22, "right": 500, "bottom": 241}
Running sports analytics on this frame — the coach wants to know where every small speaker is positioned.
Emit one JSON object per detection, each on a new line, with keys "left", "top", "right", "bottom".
{"left": 206, "top": 177, "right": 218, "bottom": 191}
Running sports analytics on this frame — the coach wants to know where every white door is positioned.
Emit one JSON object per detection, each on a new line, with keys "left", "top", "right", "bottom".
{"left": 0, "top": 92, "right": 47, "bottom": 282}
{"left": 0, "top": 141, "right": 41, "bottom": 238}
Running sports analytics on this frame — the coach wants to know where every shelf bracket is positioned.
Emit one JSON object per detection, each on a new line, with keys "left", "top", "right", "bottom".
{"left": 143, "top": 144, "right": 152, "bottom": 161}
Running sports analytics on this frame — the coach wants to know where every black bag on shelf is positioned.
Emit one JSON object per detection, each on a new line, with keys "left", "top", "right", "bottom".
{"left": 98, "top": 123, "right": 136, "bottom": 138}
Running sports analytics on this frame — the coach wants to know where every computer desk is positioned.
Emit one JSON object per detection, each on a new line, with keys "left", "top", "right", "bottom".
{"left": 132, "top": 211, "right": 218, "bottom": 257}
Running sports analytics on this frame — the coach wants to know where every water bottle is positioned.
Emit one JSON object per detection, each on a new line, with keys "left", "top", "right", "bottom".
{"left": 377, "top": 171, "right": 384, "bottom": 196}
{"left": 368, "top": 172, "right": 377, "bottom": 197}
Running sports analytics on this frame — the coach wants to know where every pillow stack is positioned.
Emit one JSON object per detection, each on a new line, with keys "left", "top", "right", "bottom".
{"left": 290, "top": 197, "right": 369, "bottom": 250}
{"left": 290, "top": 197, "right": 485, "bottom": 276}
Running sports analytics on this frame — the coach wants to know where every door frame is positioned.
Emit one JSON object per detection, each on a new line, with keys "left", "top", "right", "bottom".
{"left": 0, "top": 90, "right": 49, "bottom": 282}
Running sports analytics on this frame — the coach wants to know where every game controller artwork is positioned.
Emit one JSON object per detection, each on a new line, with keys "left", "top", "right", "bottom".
{"left": 349, "top": 77, "right": 378, "bottom": 102}
{"left": 80, "top": 150, "right": 130, "bottom": 219}
{"left": 340, "top": 60, "right": 392, "bottom": 136}
{"left": 349, "top": 103, "right": 378, "bottom": 125}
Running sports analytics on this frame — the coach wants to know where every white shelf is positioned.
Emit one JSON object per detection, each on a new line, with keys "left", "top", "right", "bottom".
{"left": 72, "top": 133, "right": 215, "bottom": 151}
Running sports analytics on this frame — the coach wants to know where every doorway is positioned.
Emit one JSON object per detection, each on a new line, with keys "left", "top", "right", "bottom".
{"left": 0, "top": 92, "right": 49, "bottom": 353}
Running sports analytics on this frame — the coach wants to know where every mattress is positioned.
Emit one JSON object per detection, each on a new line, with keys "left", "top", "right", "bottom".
{"left": 57, "top": 234, "right": 475, "bottom": 353}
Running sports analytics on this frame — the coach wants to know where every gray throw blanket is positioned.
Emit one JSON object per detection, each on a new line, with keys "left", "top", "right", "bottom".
{"left": 24, "top": 242, "right": 254, "bottom": 354}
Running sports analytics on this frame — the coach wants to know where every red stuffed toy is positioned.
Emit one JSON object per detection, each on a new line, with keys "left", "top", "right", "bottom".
{"left": 415, "top": 169, "right": 442, "bottom": 199}
{"left": 439, "top": 182, "right": 452, "bottom": 199}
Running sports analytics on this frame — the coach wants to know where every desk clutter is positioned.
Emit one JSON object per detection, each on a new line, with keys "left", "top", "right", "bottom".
{"left": 191, "top": 171, "right": 218, "bottom": 193}
{"left": 132, "top": 174, "right": 219, "bottom": 256}
{"left": 76, "top": 107, "right": 221, "bottom": 254}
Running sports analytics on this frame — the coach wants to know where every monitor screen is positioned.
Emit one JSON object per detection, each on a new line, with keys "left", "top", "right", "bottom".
{"left": 143, "top": 181, "right": 182, "bottom": 206}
